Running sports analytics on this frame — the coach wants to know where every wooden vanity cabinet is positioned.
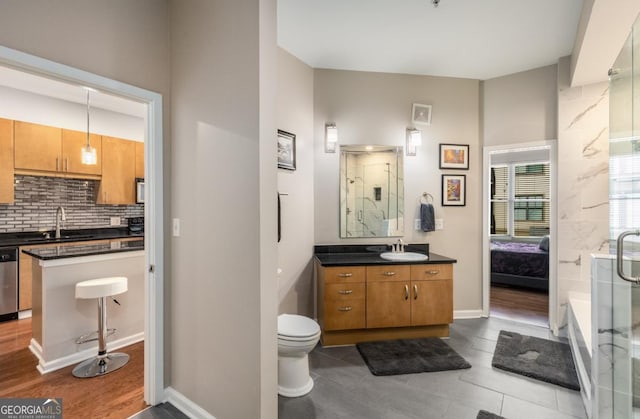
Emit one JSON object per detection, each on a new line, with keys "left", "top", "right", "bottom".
{"left": 317, "top": 260, "right": 454, "bottom": 346}
{"left": 318, "top": 266, "right": 366, "bottom": 331}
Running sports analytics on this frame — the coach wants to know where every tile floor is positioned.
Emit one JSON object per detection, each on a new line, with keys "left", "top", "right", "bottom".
{"left": 279, "top": 317, "right": 587, "bottom": 419}
{"left": 131, "top": 317, "right": 587, "bottom": 419}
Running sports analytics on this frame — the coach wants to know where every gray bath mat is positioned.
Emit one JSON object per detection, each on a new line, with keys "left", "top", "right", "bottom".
{"left": 492, "top": 330, "right": 580, "bottom": 390}
{"left": 477, "top": 411, "right": 506, "bottom": 419}
{"left": 356, "top": 337, "right": 471, "bottom": 376}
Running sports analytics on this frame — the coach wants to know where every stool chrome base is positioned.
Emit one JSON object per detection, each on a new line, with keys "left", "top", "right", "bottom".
{"left": 72, "top": 352, "right": 129, "bottom": 378}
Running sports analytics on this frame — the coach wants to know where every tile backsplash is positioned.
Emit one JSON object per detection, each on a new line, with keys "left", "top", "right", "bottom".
{"left": 0, "top": 175, "right": 143, "bottom": 233}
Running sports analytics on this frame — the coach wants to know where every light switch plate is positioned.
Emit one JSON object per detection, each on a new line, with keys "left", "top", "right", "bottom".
{"left": 414, "top": 219, "right": 421, "bottom": 230}
{"left": 172, "top": 218, "right": 180, "bottom": 237}
{"left": 110, "top": 217, "right": 120, "bottom": 226}
{"left": 435, "top": 218, "right": 444, "bottom": 230}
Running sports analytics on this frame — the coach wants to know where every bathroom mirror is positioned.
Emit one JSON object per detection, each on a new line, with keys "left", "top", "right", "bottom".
{"left": 340, "top": 145, "right": 404, "bottom": 238}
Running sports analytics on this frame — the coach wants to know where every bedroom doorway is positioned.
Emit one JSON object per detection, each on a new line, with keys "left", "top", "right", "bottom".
{"left": 482, "top": 141, "right": 558, "bottom": 332}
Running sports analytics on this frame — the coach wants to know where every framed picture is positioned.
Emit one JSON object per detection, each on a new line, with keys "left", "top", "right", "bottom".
{"left": 277, "top": 129, "right": 296, "bottom": 170}
{"left": 442, "top": 174, "right": 466, "bottom": 206}
{"left": 411, "top": 103, "right": 432, "bottom": 126}
{"left": 439, "top": 143, "right": 469, "bottom": 170}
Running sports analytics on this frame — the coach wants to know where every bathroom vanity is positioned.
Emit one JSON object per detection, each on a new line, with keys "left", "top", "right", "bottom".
{"left": 314, "top": 245, "right": 456, "bottom": 346}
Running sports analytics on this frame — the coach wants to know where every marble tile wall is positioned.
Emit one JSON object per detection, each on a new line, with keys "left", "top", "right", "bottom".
{"left": 557, "top": 57, "right": 610, "bottom": 324}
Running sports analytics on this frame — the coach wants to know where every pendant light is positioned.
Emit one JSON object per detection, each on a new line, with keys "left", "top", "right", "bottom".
{"left": 81, "top": 90, "right": 97, "bottom": 165}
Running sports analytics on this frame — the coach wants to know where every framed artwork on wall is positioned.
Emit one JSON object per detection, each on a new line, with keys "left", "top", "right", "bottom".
{"left": 277, "top": 129, "right": 296, "bottom": 171}
{"left": 411, "top": 103, "right": 432, "bottom": 126}
{"left": 439, "top": 143, "right": 469, "bottom": 170}
{"left": 442, "top": 174, "right": 466, "bottom": 206}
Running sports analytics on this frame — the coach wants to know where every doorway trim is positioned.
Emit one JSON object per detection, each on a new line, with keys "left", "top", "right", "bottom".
{"left": 482, "top": 140, "right": 558, "bottom": 334}
{"left": 0, "top": 46, "right": 165, "bottom": 404}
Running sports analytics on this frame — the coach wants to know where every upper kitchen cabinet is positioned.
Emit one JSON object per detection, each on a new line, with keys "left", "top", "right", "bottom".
{"left": 14, "top": 121, "right": 61, "bottom": 173}
{"left": 61, "top": 129, "right": 102, "bottom": 176}
{"left": 14, "top": 122, "right": 102, "bottom": 179}
{"left": 0, "top": 118, "right": 14, "bottom": 203}
{"left": 97, "top": 136, "right": 136, "bottom": 205}
{"left": 135, "top": 141, "right": 144, "bottom": 179}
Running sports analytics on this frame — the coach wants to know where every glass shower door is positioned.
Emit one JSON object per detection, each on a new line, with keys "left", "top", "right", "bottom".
{"left": 610, "top": 15, "right": 640, "bottom": 418}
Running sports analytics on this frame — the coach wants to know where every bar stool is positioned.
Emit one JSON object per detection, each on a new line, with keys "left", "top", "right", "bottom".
{"left": 72, "top": 276, "right": 129, "bottom": 378}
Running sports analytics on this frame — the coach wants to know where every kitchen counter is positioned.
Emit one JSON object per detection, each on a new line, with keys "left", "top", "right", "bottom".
{"left": 314, "top": 244, "right": 456, "bottom": 266}
{"left": 22, "top": 239, "right": 144, "bottom": 260}
{"left": 0, "top": 227, "right": 143, "bottom": 248}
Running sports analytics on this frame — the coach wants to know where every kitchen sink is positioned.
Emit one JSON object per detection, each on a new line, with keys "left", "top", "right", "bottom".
{"left": 380, "top": 252, "right": 429, "bottom": 262}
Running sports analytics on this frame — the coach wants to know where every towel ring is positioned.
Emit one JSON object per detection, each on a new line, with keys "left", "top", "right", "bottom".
{"left": 419, "top": 192, "right": 434, "bottom": 204}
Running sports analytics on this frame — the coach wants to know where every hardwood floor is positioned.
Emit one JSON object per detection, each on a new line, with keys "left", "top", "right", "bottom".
{"left": 0, "top": 318, "right": 147, "bottom": 418}
{"left": 490, "top": 284, "right": 549, "bottom": 327}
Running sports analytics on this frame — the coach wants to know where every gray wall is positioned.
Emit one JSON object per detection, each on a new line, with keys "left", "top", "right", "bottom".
{"left": 313, "top": 69, "right": 483, "bottom": 313}
{"left": 277, "top": 49, "right": 315, "bottom": 317}
{"left": 169, "top": 1, "right": 277, "bottom": 418}
{"left": 482, "top": 65, "right": 558, "bottom": 146}
{"left": 0, "top": 175, "right": 143, "bottom": 233}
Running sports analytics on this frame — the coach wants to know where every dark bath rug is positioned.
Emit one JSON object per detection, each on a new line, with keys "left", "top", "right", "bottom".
{"left": 491, "top": 330, "right": 580, "bottom": 391}
{"left": 477, "top": 410, "right": 506, "bottom": 419}
{"left": 356, "top": 337, "right": 471, "bottom": 376}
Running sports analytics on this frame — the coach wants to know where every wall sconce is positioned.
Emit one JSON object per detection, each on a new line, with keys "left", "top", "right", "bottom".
{"left": 406, "top": 128, "right": 422, "bottom": 156}
{"left": 325, "top": 123, "right": 338, "bottom": 153}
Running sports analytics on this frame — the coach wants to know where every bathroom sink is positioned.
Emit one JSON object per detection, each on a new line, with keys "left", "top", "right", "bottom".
{"left": 379, "top": 252, "right": 428, "bottom": 262}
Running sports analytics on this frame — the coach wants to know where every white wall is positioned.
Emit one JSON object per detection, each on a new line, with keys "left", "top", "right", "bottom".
{"left": 169, "top": 1, "right": 277, "bottom": 418}
{"left": 276, "top": 49, "right": 315, "bottom": 317}
{"left": 482, "top": 65, "right": 558, "bottom": 146}
{"left": 314, "top": 69, "right": 482, "bottom": 312}
{"left": 0, "top": 85, "right": 144, "bottom": 141}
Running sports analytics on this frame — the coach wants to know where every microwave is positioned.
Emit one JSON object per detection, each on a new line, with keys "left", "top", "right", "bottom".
{"left": 135, "top": 178, "right": 144, "bottom": 204}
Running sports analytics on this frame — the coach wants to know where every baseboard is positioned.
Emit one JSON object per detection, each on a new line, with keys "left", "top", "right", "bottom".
{"left": 164, "top": 387, "right": 217, "bottom": 419}
{"left": 29, "top": 332, "right": 144, "bottom": 375}
{"left": 453, "top": 309, "right": 483, "bottom": 319}
{"left": 18, "top": 310, "right": 32, "bottom": 320}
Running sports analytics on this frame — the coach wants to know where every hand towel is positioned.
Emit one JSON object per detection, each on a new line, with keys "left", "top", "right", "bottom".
{"left": 420, "top": 203, "right": 435, "bottom": 232}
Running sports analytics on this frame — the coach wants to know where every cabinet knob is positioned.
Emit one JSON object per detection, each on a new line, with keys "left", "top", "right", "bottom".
{"left": 338, "top": 289, "right": 353, "bottom": 295}
{"left": 337, "top": 273, "right": 353, "bottom": 278}
{"left": 404, "top": 284, "right": 409, "bottom": 300}
{"left": 337, "top": 306, "right": 352, "bottom": 312}
{"left": 383, "top": 271, "right": 396, "bottom": 276}
{"left": 414, "top": 284, "right": 418, "bottom": 300}
{"left": 426, "top": 270, "right": 440, "bottom": 275}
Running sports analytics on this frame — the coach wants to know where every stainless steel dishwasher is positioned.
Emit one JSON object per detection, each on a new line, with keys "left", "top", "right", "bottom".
{"left": 0, "top": 247, "right": 18, "bottom": 322}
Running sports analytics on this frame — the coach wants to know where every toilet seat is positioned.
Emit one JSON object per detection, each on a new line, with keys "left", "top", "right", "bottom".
{"left": 278, "top": 314, "right": 320, "bottom": 339}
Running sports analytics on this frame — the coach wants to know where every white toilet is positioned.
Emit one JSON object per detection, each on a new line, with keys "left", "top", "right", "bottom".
{"left": 277, "top": 314, "right": 321, "bottom": 397}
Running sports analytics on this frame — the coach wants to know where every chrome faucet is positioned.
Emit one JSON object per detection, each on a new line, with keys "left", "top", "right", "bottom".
{"left": 55, "top": 206, "right": 66, "bottom": 239}
{"left": 397, "top": 239, "right": 404, "bottom": 253}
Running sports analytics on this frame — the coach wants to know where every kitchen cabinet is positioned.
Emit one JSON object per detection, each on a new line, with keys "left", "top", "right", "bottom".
{"left": 61, "top": 129, "right": 102, "bottom": 176}
{"left": 316, "top": 260, "right": 454, "bottom": 346}
{"left": 14, "top": 122, "right": 102, "bottom": 179}
{"left": 97, "top": 136, "right": 136, "bottom": 204}
{"left": 135, "top": 141, "right": 144, "bottom": 179}
{"left": 14, "top": 121, "right": 61, "bottom": 173}
{"left": 317, "top": 266, "right": 366, "bottom": 331}
{"left": 0, "top": 118, "right": 14, "bottom": 203}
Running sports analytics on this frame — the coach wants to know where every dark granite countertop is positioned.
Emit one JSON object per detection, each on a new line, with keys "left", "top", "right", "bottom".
{"left": 22, "top": 239, "right": 145, "bottom": 260}
{"left": 314, "top": 244, "right": 456, "bottom": 267}
{"left": 0, "top": 227, "right": 144, "bottom": 248}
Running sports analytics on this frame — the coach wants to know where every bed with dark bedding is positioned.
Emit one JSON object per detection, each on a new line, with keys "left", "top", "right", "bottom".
{"left": 490, "top": 238, "right": 549, "bottom": 291}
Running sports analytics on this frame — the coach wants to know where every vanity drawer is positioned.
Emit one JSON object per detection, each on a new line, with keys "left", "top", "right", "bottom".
{"left": 410, "top": 264, "right": 453, "bottom": 281}
{"left": 323, "top": 266, "right": 366, "bottom": 284}
{"left": 366, "top": 265, "right": 411, "bottom": 282}
{"left": 325, "top": 283, "right": 365, "bottom": 301}
{"left": 323, "top": 299, "right": 366, "bottom": 331}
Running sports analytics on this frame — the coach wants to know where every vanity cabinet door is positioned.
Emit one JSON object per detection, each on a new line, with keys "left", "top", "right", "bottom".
{"left": 323, "top": 283, "right": 365, "bottom": 330}
{"left": 366, "top": 265, "right": 411, "bottom": 328}
{"left": 410, "top": 264, "right": 453, "bottom": 326}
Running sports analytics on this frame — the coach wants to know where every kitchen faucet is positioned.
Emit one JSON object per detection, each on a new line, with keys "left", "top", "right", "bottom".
{"left": 55, "top": 206, "right": 66, "bottom": 239}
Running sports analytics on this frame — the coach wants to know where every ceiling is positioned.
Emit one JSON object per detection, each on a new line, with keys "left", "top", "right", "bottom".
{"left": 278, "top": 0, "right": 585, "bottom": 80}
